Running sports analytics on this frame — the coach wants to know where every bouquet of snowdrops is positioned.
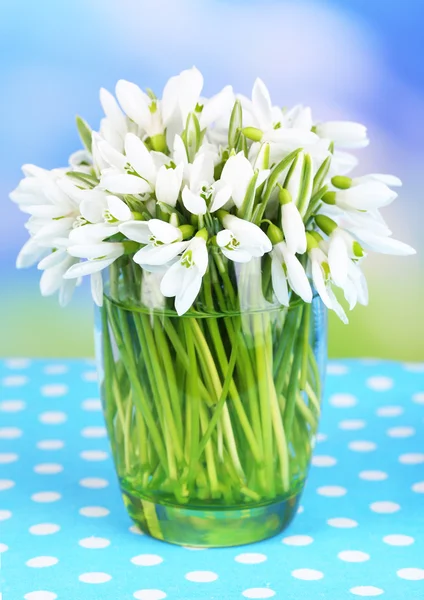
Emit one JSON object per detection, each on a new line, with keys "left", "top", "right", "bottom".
{"left": 10, "top": 68, "right": 415, "bottom": 544}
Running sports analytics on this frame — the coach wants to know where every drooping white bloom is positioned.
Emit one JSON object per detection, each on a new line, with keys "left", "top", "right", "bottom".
{"left": 347, "top": 226, "right": 416, "bottom": 256}
{"left": 315, "top": 121, "right": 369, "bottom": 149}
{"left": 351, "top": 173, "right": 402, "bottom": 188}
{"left": 220, "top": 152, "right": 269, "bottom": 210}
{"left": 308, "top": 247, "right": 348, "bottom": 323}
{"left": 155, "top": 163, "right": 184, "bottom": 207}
{"left": 181, "top": 153, "right": 231, "bottom": 215}
{"left": 160, "top": 235, "right": 208, "bottom": 315}
{"left": 271, "top": 241, "right": 312, "bottom": 305}
{"left": 326, "top": 228, "right": 362, "bottom": 287}
{"left": 281, "top": 201, "right": 307, "bottom": 255}
{"left": 330, "top": 181, "right": 398, "bottom": 211}
{"left": 217, "top": 214, "right": 272, "bottom": 263}
{"left": 119, "top": 219, "right": 189, "bottom": 269}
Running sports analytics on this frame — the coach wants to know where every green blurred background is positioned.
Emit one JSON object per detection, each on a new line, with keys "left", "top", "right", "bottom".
{"left": 1, "top": 0, "right": 422, "bottom": 359}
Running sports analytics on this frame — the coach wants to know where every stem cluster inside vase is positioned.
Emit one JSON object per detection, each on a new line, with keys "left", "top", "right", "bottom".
{"left": 98, "top": 255, "right": 324, "bottom": 512}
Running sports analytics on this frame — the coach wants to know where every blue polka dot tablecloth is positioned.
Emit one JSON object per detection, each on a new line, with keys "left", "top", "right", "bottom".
{"left": 1, "top": 358, "right": 424, "bottom": 600}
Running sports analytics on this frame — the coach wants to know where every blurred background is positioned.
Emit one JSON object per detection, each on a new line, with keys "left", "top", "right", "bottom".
{"left": 1, "top": 0, "right": 422, "bottom": 359}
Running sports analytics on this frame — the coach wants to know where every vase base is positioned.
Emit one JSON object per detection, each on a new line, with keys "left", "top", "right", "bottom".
{"left": 122, "top": 487, "right": 302, "bottom": 547}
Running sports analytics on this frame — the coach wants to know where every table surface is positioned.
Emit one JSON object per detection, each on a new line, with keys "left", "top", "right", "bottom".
{"left": 1, "top": 358, "right": 424, "bottom": 600}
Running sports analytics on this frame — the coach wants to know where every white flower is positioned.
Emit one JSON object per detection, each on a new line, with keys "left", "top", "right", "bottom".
{"left": 329, "top": 181, "right": 397, "bottom": 211}
{"left": 327, "top": 228, "right": 361, "bottom": 287}
{"left": 155, "top": 163, "right": 184, "bottom": 207}
{"left": 351, "top": 173, "right": 402, "bottom": 188}
{"left": 160, "top": 235, "right": 208, "bottom": 315}
{"left": 217, "top": 214, "right": 272, "bottom": 263}
{"left": 347, "top": 226, "right": 416, "bottom": 256}
{"left": 342, "top": 260, "right": 369, "bottom": 310}
{"left": 220, "top": 151, "right": 269, "bottom": 210}
{"left": 181, "top": 153, "right": 231, "bottom": 215}
{"left": 271, "top": 241, "right": 312, "bottom": 305}
{"left": 116, "top": 79, "right": 165, "bottom": 139}
{"left": 280, "top": 201, "right": 307, "bottom": 255}
{"left": 119, "top": 219, "right": 189, "bottom": 269}
{"left": 37, "top": 250, "right": 80, "bottom": 307}
{"left": 308, "top": 247, "right": 348, "bottom": 323}
{"left": 315, "top": 121, "right": 369, "bottom": 149}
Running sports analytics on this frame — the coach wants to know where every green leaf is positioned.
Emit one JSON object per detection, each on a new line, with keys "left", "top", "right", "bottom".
{"left": 157, "top": 202, "right": 186, "bottom": 223}
{"left": 312, "top": 155, "right": 331, "bottom": 196}
{"left": 297, "top": 154, "right": 313, "bottom": 217}
{"left": 66, "top": 171, "right": 98, "bottom": 188}
{"left": 304, "top": 185, "right": 328, "bottom": 224}
{"left": 76, "top": 116, "right": 92, "bottom": 154}
{"left": 228, "top": 99, "right": 242, "bottom": 150}
{"left": 238, "top": 170, "right": 259, "bottom": 221}
{"left": 254, "top": 148, "right": 302, "bottom": 224}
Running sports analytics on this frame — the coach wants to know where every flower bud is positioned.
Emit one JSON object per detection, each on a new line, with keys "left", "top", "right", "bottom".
{"left": 331, "top": 175, "right": 352, "bottom": 189}
{"left": 315, "top": 215, "right": 337, "bottom": 235}
{"left": 322, "top": 191, "right": 336, "bottom": 205}
{"left": 150, "top": 134, "right": 167, "bottom": 153}
{"left": 267, "top": 223, "right": 284, "bottom": 245}
{"left": 179, "top": 224, "right": 195, "bottom": 240}
{"left": 278, "top": 186, "right": 292, "bottom": 205}
{"left": 306, "top": 232, "right": 319, "bottom": 251}
{"left": 242, "top": 127, "right": 263, "bottom": 142}
{"left": 196, "top": 227, "right": 208, "bottom": 241}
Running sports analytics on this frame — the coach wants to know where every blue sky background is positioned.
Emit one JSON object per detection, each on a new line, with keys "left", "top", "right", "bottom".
{"left": 1, "top": 0, "right": 423, "bottom": 358}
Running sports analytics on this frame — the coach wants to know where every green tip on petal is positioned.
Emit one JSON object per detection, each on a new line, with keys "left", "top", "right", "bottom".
{"left": 278, "top": 185, "right": 292, "bottom": 205}
{"left": 196, "top": 228, "right": 208, "bottom": 241}
{"left": 242, "top": 127, "right": 263, "bottom": 142}
{"left": 353, "top": 240, "right": 364, "bottom": 257}
{"left": 322, "top": 191, "right": 336, "bottom": 205}
{"left": 322, "top": 261, "right": 331, "bottom": 278}
{"left": 267, "top": 223, "right": 284, "bottom": 245}
{"left": 331, "top": 175, "right": 352, "bottom": 190}
{"left": 315, "top": 214, "right": 338, "bottom": 235}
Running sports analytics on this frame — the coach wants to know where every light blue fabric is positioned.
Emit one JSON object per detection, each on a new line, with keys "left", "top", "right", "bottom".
{"left": 1, "top": 359, "right": 424, "bottom": 600}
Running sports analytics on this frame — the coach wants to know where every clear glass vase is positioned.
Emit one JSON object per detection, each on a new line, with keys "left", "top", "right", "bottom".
{"left": 95, "top": 253, "right": 327, "bottom": 547}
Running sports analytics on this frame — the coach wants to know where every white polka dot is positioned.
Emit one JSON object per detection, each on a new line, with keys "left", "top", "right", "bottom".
{"left": 412, "top": 481, "right": 424, "bottom": 493}
{"left": 317, "top": 486, "right": 347, "bottom": 497}
{"left": 350, "top": 586, "right": 384, "bottom": 597}
{"left": 399, "top": 453, "right": 424, "bottom": 465}
{"left": 0, "top": 453, "right": 18, "bottom": 464}
{"left": 291, "top": 568, "right": 324, "bottom": 580}
{"left": 348, "top": 441, "right": 377, "bottom": 452}
{"left": 0, "top": 427, "right": 22, "bottom": 439}
{"left": 44, "top": 364, "right": 68, "bottom": 375}
{"left": 39, "top": 412, "right": 67, "bottom": 425}
{"left": 79, "top": 506, "right": 110, "bottom": 517}
{"left": 79, "top": 537, "right": 110, "bottom": 549}
{"left": 131, "top": 554, "right": 164, "bottom": 566}
{"left": 297, "top": 505, "right": 304, "bottom": 514}
{"left": 24, "top": 592, "right": 58, "bottom": 600}
{"left": 412, "top": 392, "right": 424, "bottom": 404}
{"left": 0, "top": 510, "right": 12, "bottom": 521}
{"left": 312, "top": 455, "right": 337, "bottom": 467}
{"left": 80, "top": 450, "right": 108, "bottom": 461}
{"left": 0, "top": 543, "right": 8, "bottom": 553}
{"left": 31, "top": 492, "right": 61, "bottom": 503}
{"left": 403, "top": 363, "right": 424, "bottom": 373}
{"left": 41, "top": 384, "right": 68, "bottom": 397}
{"left": 129, "top": 524, "right": 144, "bottom": 535}
{"left": 81, "top": 426, "right": 107, "bottom": 438}
{"left": 327, "top": 363, "right": 349, "bottom": 375}
{"left": 26, "top": 556, "right": 58, "bottom": 568}
{"left": 316, "top": 433, "right": 327, "bottom": 442}
{"left": 34, "top": 463, "right": 63, "bottom": 475}
{"left": 366, "top": 376, "right": 393, "bottom": 391}
{"left": 359, "top": 470, "right": 388, "bottom": 481}
{"left": 338, "top": 550, "right": 369, "bottom": 562}
{"left": 79, "top": 477, "right": 109, "bottom": 489}
{"left": 36, "top": 440, "right": 64, "bottom": 450}
{"left": 282, "top": 535, "right": 314, "bottom": 546}
{"left": 185, "top": 571, "right": 218, "bottom": 582}
{"left": 5, "top": 358, "right": 31, "bottom": 369}
{"left": 383, "top": 534, "right": 414, "bottom": 546}
{"left": 370, "top": 501, "right": 400, "bottom": 514}
{"left": 376, "top": 406, "right": 403, "bottom": 417}
{"left": 133, "top": 591, "right": 167, "bottom": 600}
{"left": 29, "top": 523, "right": 60, "bottom": 535}
{"left": 387, "top": 426, "right": 415, "bottom": 438}
{"left": 235, "top": 553, "right": 267, "bottom": 564}
{"left": 79, "top": 572, "right": 112, "bottom": 584}
{"left": 330, "top": 393, "right": 357, "bottom": 408}
{"left": 2, "top": 375, "right": 28, "bottom": 387}
{"left": 397, "top": 568, "right": 424, "bottom": 581}
{"left": 82, "top": 398, "right": 102, "bottom": 411}
{"left": 0, "top": 479, "right": 15, "bottom": 491}
{"left": 327, "top": 517, "right": 358, "bottom": 528}
{"left": 242, "top": 589, "right": 275, "bottom": 599}
{"left": 82, "top": 371, "right": 98, "bottom": 382}
{"left": 339, "top": 419, "right": 366, "bottom": 430}
{"left": 0, "top": 400, "right": 25, "bottom": 412}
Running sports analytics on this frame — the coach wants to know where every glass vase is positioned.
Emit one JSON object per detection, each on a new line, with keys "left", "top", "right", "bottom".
{"left": 95, "top": 253, "right": 327, "bottom": 547}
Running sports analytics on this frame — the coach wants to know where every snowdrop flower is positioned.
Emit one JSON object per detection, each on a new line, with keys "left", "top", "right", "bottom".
{"left": 119, "top": 219, "right": 190, "bottom": 269}
{"left": 37, "top": 250, "right": 80, "bottom": 307}
{"left": 283, "top": 151, "right": 312, "bottom": 216}
{"left": 160, "top": 231, "right": 209, "bottom": 316}
{"left": 219, "top": 151, "right": 269, "bottom": 210}
{"left": 241, "top": 79, "right": 318, "bottom": 145}
{"left": 314, "top": 121, "right": 369, "bottom": 149}
{"left": 325, "top": 179, "right": 398, "bottom": 211}
{"left": 347, "top": 226, "right": 416, "bottom": 256}
{"left": 307, "top": 239, "right": 348, "bottom": 323}
{"left": 216, "top": 213, "right": 272, "bottom": 263}
{"left": 342, "top": 260, "right": 369, "bottom": 310}
{"left": 278, "top": 187, "right": 307, "bottom": 254}
{"left": 181, "top": 153, "right": 231, "bottom": 215}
